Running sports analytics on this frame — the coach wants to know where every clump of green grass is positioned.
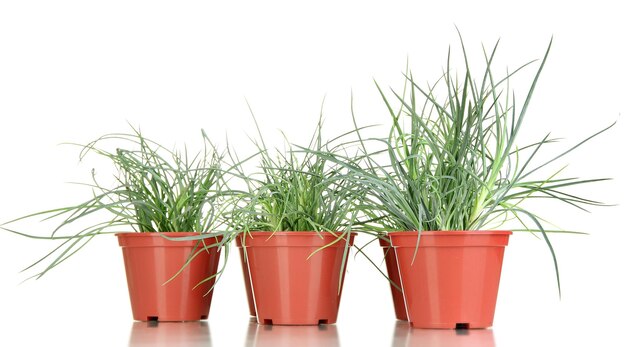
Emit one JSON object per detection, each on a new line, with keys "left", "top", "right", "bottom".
{"left": 226, "top": 107, "right": 365, "bottom": 237}
{"left": 211, "top": 107, "right": 375, "bottom": 291}
{"left": 1, "top": 125, "right": 228, "bottom": 279}
{"left": 314, "top": 36, "right": 613, "bottom": 294}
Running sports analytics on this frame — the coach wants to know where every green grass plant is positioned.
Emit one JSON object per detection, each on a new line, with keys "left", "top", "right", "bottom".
{"left": 226, "top": 112, "right": 363, "bottom": 237}
{"left": 1, "top": 125, "right": 228, "bottom": 280}
{"left": 312, "top": 36, "right": 613, "bottom": 294}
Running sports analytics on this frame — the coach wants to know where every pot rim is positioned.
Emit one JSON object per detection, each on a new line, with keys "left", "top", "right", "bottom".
{"left": 235, "top": 230, "right": 356, "bottom": 247}
{"left": 387, "top": 230, "right": 511, "bottom": 234}
{"left": 115, "top": 231, "right": 221, "bottom": 237}
{"left": 388, "top": 230, "right": 511, "bottom": 248}
{"left": 116, "top": 232, "right": 223, "bottom": 248}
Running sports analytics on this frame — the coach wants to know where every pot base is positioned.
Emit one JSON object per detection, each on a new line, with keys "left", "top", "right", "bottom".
{"left": 259, "top": 319, "right": 332, "bottom": 326}
{"left": 410, "top": 321, "right": 492, "bottom": 329}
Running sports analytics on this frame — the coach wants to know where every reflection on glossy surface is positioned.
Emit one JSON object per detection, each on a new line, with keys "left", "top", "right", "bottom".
{"left": 246, "top": 318, "right": 340, "bottom": 347}
{"left": 392, "top": 321, "right": 495, "bottom": 347}
{"left": 129, "top": 321, "right": 211, "bottom": 347}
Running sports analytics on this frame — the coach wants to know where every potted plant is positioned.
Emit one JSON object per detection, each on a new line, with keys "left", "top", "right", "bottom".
{"left": 317, "top": 37, "right": 613, "bottom": 328}
{"left": 1, "top": 126, "right": 229, "bottom": 321}
{"left": 226, "top": 115, "right": 363, "bottom": 325}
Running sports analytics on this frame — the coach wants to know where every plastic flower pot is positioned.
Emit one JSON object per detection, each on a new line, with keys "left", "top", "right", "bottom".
{"left": 379, "top": 237, "right": 408, "bottom": 321}
{"left": 237, "top": 231, "right": 356, "bottom": 325}
{"left": 116, "top": 232, "right": 222, "bottom": 321}
{"left": 236, "top": 237, "right": 257, "bottom": 316}
{"left": 389, "top": 231, "right": 511, "bottom": 329}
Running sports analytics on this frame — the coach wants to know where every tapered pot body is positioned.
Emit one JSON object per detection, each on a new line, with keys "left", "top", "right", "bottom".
{"left": 389, "top": 231, "right": 511, "bottom": 329}
{"left": 116, "top": 232, "right": 222, "bottom": 321}
{"left": 237, "top": 231, "right": 356, "bottom": 325}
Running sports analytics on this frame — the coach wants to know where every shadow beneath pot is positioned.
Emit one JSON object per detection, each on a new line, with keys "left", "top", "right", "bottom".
{"left": 391, "top": 321, "right": 495, "bottom": 347}
{"left": 245, "top": 318, "right": 340, "bottom": 347}
{"left": 128, "top": 321, "right": 211, "bottom": 347}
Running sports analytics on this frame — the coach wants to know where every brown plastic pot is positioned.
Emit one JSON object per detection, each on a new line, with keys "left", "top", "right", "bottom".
{"left": 236, "top": 237, "right": 257, "bottom": 316}
{"left": 389, "top": 231, "right": 511, "bottom": 329}
{"left": 379, "top": 237, "right": 408, "bottom": 321}
{"left": 237, "top": 231, "right": 356, "bottom": 325}
{"left": 116, "top": 232, "right": 222, "bottom": 322}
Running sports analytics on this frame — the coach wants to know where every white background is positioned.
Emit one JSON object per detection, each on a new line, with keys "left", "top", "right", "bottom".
{"left": 0, "top": 1, "right": 624, "bottom": 346}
